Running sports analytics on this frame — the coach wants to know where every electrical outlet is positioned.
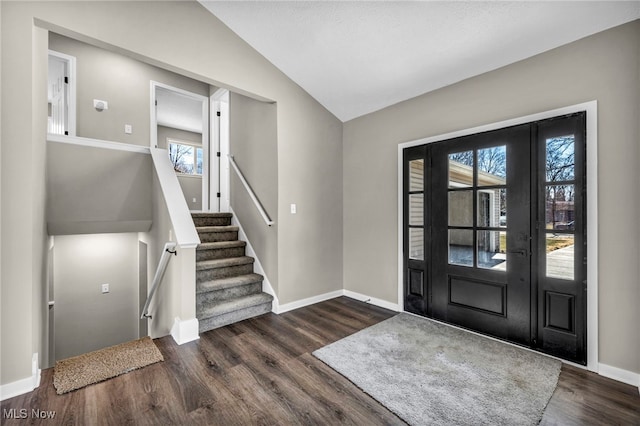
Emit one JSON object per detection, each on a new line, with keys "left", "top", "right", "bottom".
{"left": 193, "top": 198, "right": 197, "bottom": 203}
{"left": 290, "top": 203, "right": 297, "bottom": 214}
{"left": 124, "top": 124, "right": 133, "bottom": 134}
{"left": 101, "top": 283, "right": 110, "bottom": 294}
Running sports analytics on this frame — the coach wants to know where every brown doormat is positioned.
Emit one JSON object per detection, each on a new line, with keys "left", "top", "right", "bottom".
{"left": 53, "top": 336, "right": 164, "bottom": 395}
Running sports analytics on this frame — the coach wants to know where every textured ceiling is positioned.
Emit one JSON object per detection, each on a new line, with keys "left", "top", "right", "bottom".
{"left": 200, "top": 1, "right": 640, "bottom": 122}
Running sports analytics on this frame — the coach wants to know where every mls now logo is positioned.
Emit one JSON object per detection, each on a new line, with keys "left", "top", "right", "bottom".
{"left": 3, "top": 408, "right": 56, "bottom": 419}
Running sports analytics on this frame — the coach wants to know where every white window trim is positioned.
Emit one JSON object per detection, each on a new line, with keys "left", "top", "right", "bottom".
{"left": 397, "top": 101, "right": 598, "bottom": 373}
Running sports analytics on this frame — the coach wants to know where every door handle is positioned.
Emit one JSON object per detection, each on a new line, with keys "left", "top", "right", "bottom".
{"left": 508, "top": 249, "right": 530, "bottom": 257}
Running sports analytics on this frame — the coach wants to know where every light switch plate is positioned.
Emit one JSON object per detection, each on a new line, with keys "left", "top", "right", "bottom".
{"left": 101, "top": 283, "right": 109, "bottom": 293}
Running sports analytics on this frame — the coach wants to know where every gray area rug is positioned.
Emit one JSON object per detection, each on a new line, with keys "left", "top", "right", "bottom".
{"left": 53, "top": 336, "right": 164, "bottom": 394}
{"left": 313, "top": 313, "right": 561, "bottom": 425}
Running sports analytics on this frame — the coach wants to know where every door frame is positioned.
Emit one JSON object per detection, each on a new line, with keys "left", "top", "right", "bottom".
{"left": 211, "top": 88, "right": 230, "bottom": 212}
{"left": 397, "top": 101, "right": 598, "bottom": 372}
{"left": 150, "top": 81, "right": 211, "bottom": 211}
{"left": 48, "top": 50, "right": 76, "bottom": 137}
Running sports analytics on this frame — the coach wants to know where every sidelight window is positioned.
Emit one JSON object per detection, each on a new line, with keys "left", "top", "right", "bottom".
{"left": 408, "top": 159, "right": 425, "bottom": 260}
{"left": 544, "top": 136, "right": 575, "bottom": 280}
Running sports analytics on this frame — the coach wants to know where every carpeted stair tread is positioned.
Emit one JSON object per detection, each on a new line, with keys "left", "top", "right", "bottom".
{"left": 197, "top": 292, "right": 274, "bottom": 320}
{"left": 192, "top": 212, "right": 233, "bottom": 218}
{"left": 196, "top": 225, "right": 239, "bottom": 233}
{"left": 196, "top": 256, "right": 254, "bottom": 271}
{"left": 197, "top": 241, "right": 246, "bottom": 250}
{"left": 197, "top": 273, "right": 264, "bottom": 294}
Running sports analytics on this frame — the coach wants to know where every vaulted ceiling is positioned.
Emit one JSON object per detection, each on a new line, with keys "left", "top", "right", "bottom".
{"left": 200, "top": 1, "right": 640, "bottom": 122}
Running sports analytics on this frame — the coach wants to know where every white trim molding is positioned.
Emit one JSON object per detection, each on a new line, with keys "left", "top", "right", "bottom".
{"left": 48, "top": 134, "right": 150, "bottom": 154}
{"left": 170, "top": 317, "right": 199, "bottom": 345}
{"left": 343, "top": 290, "right": 401, "bottom": 312}
{"left": 397, "top": 101, "right": 599, "bottom": 372}
{"left": 598, "top": 363, "right": 640, "bottom": 390}
{"left": 0, "top": 353, "right": 41, "bottom": 401}
{"left": 277, "top": 290, "right": 344, "bottom": 314}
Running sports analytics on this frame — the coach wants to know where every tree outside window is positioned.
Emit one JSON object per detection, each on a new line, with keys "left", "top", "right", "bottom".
{"left": 168, "top": 140, "right": 203, "bottom": 175}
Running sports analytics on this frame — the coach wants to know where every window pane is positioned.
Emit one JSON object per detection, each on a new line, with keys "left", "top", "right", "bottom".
{"left": 409, "top": 194, "right": 423, "bottom": 226}
{"left": 449, "top": 151, "right": 473, "bottom": 188}
{"left": 448, "top": 190, "right": 473, "bottom": 227}
{"left": 449, "top": 229, "right": 473, "bottom": 267}
{"left": 409, "top": 228, "right": 424, "bottom": 260}
{"left": 196, "top": 148, "right": 203, "bottom": 175}
{"left": 546, "top": 234, "right": 574, "bottom": 280}
{"left": 169, "top": 143, "right": 194, "bottom": 174}
{"left": 545, "top": 185, "right": 575, "bottom": 231}
{"left": 546, "top": 136, "right": 575, "bottom": 182}
{"left": 478, "top": 230, "right": 507, "bottom": 271}
{"left": 409, "top": 159, "right": 424, "bottom": 192}
{"left": 477, "top": 188, "right": 506, "bottom": 228}
{"left": 477, "top": 145, "right": 506, "bottom": 185}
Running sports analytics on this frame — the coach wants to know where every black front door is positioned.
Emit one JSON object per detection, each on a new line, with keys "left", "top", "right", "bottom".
{"left": 403, "top": 113, "right": 587, "bottom": 364}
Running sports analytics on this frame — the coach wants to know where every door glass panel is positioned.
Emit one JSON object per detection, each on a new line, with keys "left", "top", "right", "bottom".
{"left": 478, "top": 230, "right": 507, "bottom": 270}
{"left": 546, "top": 234, "right": 574, "bottom": 280}
{"left": 409, "top": 194, "right": 424, "bottom": 226}
{"left": 546, "top": 136, "right": 575, "bottom": 182}
{"left": 449, "top": 229, "right": 473, "bottom": 267}
{"left": 409, "top": 228, "right": 424, "bottom": 260}
{"left": 477, "top": 189, "right": 506, "bottom": 228}
{"left": 409, "top": 159, "right": 424, "bottom": 191}
{"left": 448, "top": 151, "right": 473, "bottom": 188}
{"left": 478, "top": 145, "right": 506, "bottom": 185}
{"left": 448, "top": 191, "right": 473, "bottom": 227}
{"left": 545, "top": 185, "right": 575, "bottom": 231}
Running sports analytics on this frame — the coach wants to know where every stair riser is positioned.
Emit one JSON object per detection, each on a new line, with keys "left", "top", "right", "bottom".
{"left": 199, "top": 302, "right": 272, "bottom": 333}
{"left": 198, "top": 231, "right": 238, "bottom": 243}
{"left": 197, "top": 283, "right": 262, "bottom": 309}
{"left": 193, "top": 217, "right": 232, "bottom": 227}
{"left": 196, "top": 246, "right": 246, "bottom": 261}
{"left": 197, "top": 263, "right": 254, "bottom": 281}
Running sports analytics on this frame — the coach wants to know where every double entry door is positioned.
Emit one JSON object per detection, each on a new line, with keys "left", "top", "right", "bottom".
{"left": 404, "top": 113, "right": 586, "bottom": 364}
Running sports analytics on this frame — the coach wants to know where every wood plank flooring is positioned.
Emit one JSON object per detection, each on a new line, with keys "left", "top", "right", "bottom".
{"left": 2, "top": 297, "right": 639, "bottom": 425}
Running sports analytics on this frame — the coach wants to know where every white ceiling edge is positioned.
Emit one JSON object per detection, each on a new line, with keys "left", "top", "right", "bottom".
{"left": 200, "top": 1, "right": 640, "bottom": 122}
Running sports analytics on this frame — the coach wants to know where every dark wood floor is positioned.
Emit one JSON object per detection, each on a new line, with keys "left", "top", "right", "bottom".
{"left": 1, "top": 297, "right": 639, "bottom": 425}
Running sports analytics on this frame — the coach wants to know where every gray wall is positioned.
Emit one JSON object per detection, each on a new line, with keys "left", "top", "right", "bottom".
{"left": 343, "top": 20, "right": 640, "bottom": 373}
{"left": 229, "top": 92, "right": 278, "bottom": 290}
{"left": 158, "top": 125, "right": 203, "bottom": 211}
{"left": 53, "top": 233, "right": 139, "bottom": 360}
{"left": 1, "top": 0, "right": 343, "bottom": 386}
{"left": 47, "top": 142, "right": 152, "bottom": 234}
{"left": 49, "top": 33, "right": 209, "bottom": 146}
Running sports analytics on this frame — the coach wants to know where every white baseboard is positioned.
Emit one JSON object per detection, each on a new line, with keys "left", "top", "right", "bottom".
{"left": 0, "top": 353, "right": 41, "bottom": 401}
{"left": 277, "top": 290, "right": 344, "bottom": 314}
{"left": 170, "top": 317, "right": 199, "bottom": 345}
{"left": 343, "top": 290, "right": 401, "bottom": 312}
{"left": 276, "top": 289, "right": 401, "bottom": 314}
{"left": 229, "top": 208, "right": 280, "bottom": 313}
{"left": 599, "top": 363, "right": 640, "bottom": 391}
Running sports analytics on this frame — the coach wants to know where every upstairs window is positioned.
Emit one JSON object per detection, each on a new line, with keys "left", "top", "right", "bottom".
{"left": 168, "top": 139, "right": 202, "bottom": 175}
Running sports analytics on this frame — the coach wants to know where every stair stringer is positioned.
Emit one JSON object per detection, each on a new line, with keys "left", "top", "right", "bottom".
{"left": 229, "top": 207, "right": 279, "bottom": 313}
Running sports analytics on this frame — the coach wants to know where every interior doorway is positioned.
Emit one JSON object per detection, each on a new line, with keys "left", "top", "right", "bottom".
{"left": 47, "top": 50, "right": 76, "bottom": 136}
{"left": 150, "top": 81, "right": 212, "bottom": 211}
{"left": 402, "top": 112, "right": 588, "bottom": 365}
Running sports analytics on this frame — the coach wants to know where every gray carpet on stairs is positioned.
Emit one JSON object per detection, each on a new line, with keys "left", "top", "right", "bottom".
{"left": 313, "top": 313, "right": 561, "bottom": 426}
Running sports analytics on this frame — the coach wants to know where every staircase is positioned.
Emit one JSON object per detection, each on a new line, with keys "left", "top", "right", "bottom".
{"left": 193, "top": 212, "right": 273, "bottom": 333}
